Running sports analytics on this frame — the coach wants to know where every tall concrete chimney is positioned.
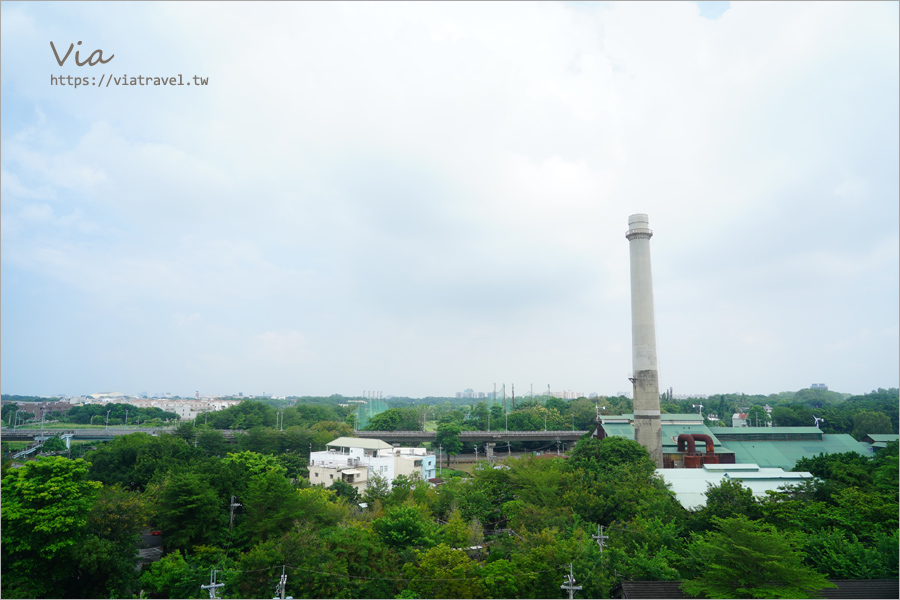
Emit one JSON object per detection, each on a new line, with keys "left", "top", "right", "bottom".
{"left": 626, "top": 214, "right": 663, "bottom": 467}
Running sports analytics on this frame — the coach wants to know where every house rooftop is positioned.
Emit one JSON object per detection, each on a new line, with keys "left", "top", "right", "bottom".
{"left": 326, "top": 437, "right": 393, "bottom": 451}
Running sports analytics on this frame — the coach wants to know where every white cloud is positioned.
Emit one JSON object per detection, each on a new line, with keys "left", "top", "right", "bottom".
{"left": 1, "top": 1, "right": 897, "bottom": 396}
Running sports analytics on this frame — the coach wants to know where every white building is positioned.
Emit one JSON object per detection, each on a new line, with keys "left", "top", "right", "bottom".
{"left": 732, "top": 412, "right": 749, "bottom": 428}
{"left": 309, "top": 437, "right": 437, "bottom": 494}
{"left": 657, "top": 463, "right": 814, "bottom": 510}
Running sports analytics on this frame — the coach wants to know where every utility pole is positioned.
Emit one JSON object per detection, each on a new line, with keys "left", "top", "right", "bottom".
{"left": 474, "top": 444, "right": 478, "bottom": 463}
{"left": 275, "top": 565, "right": 288, "bottom": 600}
{"left": 200, "top": 569, "right": 224, "bottom": 599}
{"left": 592, "top": 525, "right": 609, "bottom": 552}
{"left": 125, "top": 409, "right": 129, "bottom": 427}
{"left": 511, "top": 383, "right": 515, "bottom": 410}
{"left": 561, "top": 563, "right": 582, "bottom": 600}
{"left": 106, "top": 410, "right": 111, "bottom": 430}
{"left": 229, "top": 495, "right": 242, "bottom": 533}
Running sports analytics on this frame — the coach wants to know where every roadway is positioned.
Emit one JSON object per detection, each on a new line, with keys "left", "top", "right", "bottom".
{"left": 355, "top": 429, "right": 590, "bottom": 444}
{"left": 2, "top": 427, "right": 591, "bottom": 446}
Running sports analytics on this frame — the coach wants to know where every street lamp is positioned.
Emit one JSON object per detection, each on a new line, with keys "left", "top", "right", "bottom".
{"left": 106, "top": 410, "right": 111, "bottom": 430}
{"left": 125, "top": 409, "right": 129, "bottom": 427}
{"left": 13, "top": 409, "right": 20, "bottom": 431}
{"left": 90, "top": 415, "right": 97, "bottom": 427}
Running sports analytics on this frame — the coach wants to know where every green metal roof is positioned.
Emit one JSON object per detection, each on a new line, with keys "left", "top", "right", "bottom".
{"left": 601, "top": 421, "right": 733, "bottom": 454}
{"left": 866, "top": 434, "right": 899, "bottom": 442}
{"left": 616, "top": 413, "right": 704, "bottom": 422}
{"left": 718, "top": 434, "right": 867, "bottom": 470}
{"left": 708, "top": 426, "right": 823, "bottom": 436}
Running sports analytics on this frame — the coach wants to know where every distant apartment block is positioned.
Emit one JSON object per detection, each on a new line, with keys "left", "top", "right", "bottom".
{"left": 67, "top": 395, "right": 242, "bottom": 421}
{"left": 810, "top": 383, "right": 828, "bottom": 390}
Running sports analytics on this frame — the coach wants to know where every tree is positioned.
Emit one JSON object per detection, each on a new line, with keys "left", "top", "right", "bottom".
{"left": 681, "top": 515, "right": 834, "bottom": 599}
{"left": 1, "top": 401, "right": 19, "bottom": 425}
{"left": 435, "top": 421, "right": 463, "bottom": 467}
{"left": 85, "top": 432, "right": 197, "bottom": 489}
{"left": 851, "top": 410, "right": 893, "bottom": 440}
{"left": 365, "top": 407, "right": 421, "bottom": 431}
{"left": 155, "top": 471, "right": 227, "bottom": 551}
{"left": 363, "top": 473, "right": 390, "bottom": 504}
{"left": 139, "top": 549, "right": 207, "bottom": 599}
{"left": 689, "top": 479, "right": 761, "bottom": 531}
{"left": 196, "top": 427, "right": 229, "bottom": 456}
{"left": 373, "top": 504, "right": 436, "bottom": 549}
{"left": 41, "top": 435, "right": 67, "bottom": 453}
{"left": 568, "top": 436, "right": 655, "bottom": 477}
{"left": 88, "top": 484, "right": 152, "bottom": 543}
{"left": 239, "top": 469, "right": 304, "bottom": 546}
{"left": 746, "top": 405, "right": 771, "bottom": 427}
{"left": 1, "top": 457, "right": 102, "bottom": 597}
{"left": 403, "top": 544, "right": 483, "bottom": 598}
{"left": 172, "top": 421, "right": 197, "bottom": 444}
{"left": 328, "top": 479, "right": 360, "bottom": 504}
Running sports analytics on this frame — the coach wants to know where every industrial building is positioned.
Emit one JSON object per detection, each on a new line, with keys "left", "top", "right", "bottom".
{"left": 657, "top": 463, "right": 814, "bottom": 509}
{"left": 593, "top": 413, "right": 870, "bottom": 470}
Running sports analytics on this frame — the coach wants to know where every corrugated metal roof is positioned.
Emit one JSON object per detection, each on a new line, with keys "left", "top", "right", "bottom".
{"left": 326, "top": 437, "right": 393, "bottom": 450}
{"left": 719, "top": 434, "right": 866, "bottom": 470}
{"left": 866, "top": 434, "right": 899, "bottom": 442}
{"left": 603, "top": 422, "right": 733, "bottom": 453}
{"left": 658, "top": 464, "right": 814, "bottom": 509}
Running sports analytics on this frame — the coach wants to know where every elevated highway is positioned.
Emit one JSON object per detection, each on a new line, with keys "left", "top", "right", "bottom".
{"left": 354, "top": 429, "right": 590, "bottom": 444}
{"left": 3, "top": 427, "right": 591, "bottom": 447}
{"left": 1, "top": 427, "right": 246, "bottom": 442}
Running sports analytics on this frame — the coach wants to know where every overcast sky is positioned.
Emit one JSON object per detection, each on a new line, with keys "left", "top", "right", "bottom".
{"left": 1, "top": 1, "right": 897, "bottom": 399}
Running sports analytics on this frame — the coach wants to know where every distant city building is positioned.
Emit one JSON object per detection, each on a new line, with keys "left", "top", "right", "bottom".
{"left": 548, "top": 390, "right": 585, "bottom": 400}
{"left": 811, "top": 383, "right": 828, "bottom": 390}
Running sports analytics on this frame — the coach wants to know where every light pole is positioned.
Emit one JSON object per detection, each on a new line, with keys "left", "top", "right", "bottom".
{"left": 474, "top": 444, "right": 478, "bottom": 463}
{"left": 106, "top": 410, "right": 111, "bottom": 430}
{"left": 125, "top": 409, "right": 129, "bottom": 427}
{"left": 13, "top": 409, "right": 19, "bottom": 431}
{"left": 90, "top": 415, "right": 97, "bottom": 427}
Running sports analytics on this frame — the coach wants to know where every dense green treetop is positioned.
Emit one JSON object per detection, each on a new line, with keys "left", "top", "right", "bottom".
{"left": 681, "top": 515, "right": 834, "bottom": 599}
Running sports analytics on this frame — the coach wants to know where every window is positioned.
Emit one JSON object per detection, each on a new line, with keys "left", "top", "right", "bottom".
{"left": 330, "top": 474, "right": 334, "bottom": 480}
